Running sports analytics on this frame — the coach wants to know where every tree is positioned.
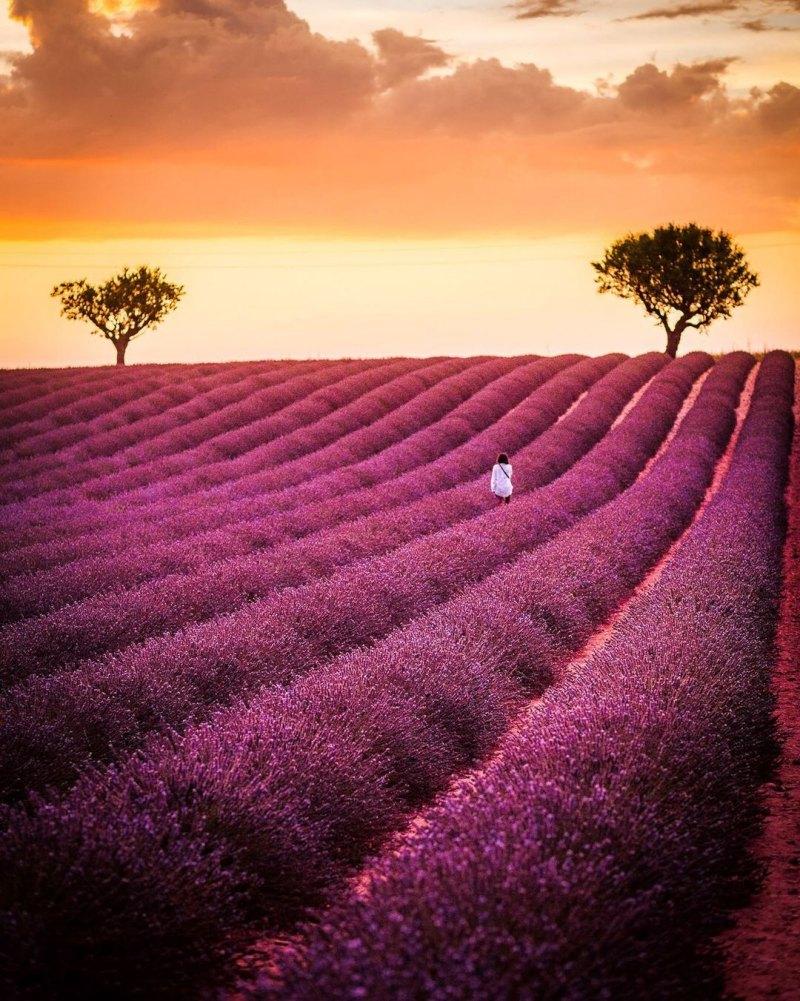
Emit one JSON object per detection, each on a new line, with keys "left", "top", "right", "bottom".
{"left": 52, "top": 265, "right": 185, "bottom": 365}
{"left": 591, "top": 224, "right": 759, "bottom": 357}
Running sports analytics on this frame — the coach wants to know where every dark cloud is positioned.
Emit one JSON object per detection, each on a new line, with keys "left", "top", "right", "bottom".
{"left": 372, "top": 28, "right": 451, "bottom": 90}
{"left": 3, "top": 0, "right": 377, "bottom": 153}
{"left": 512, "top": 0, "right": 582, "bottom": 19}
{"left": 741, "top": 16, "right": 799, "bottom": 30}
{"left": 754, "top": 81, "right": 800, "bottom": 132}
{"left": 616, "top": 58, "right": 735, "bottom": 116}
{"left": 624, "top": 1, "right": 739, "bottom": 20}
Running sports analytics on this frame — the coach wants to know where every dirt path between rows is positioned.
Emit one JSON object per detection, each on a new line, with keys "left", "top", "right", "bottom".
{"left": 719, "top": 365, "right": 800, "bottom": 1000}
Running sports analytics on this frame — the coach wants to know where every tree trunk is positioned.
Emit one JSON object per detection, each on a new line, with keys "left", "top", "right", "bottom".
{"left": 665, "top": 327, "right": 681, "bottom": 358}
{"left": 115, "top": 340, "right": 127, "bottom": 366}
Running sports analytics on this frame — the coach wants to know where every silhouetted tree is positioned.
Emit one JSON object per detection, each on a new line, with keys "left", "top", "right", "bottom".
{"left": 592, "top": 224, "right": 759, "bottom": 357}
{"left": 52, "top": 266, "right": 185, "bottom": 365}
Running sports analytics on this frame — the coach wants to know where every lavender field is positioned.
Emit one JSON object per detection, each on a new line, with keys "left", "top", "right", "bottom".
{"left": 0, "top": 352, "right": 796, "bottom": 999}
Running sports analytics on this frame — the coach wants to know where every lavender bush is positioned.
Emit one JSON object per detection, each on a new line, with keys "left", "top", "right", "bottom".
{"left": 0, "top": 355, "right": 754, "bottom": 996}
{"left": 0, "top": 354, "right": 683, "bottom": 797}
{"left": 1, "top": 360, "right": 303, "bottom": 474}
{"left": 0, "top": 354, "right": 528, "bottom": 573}
{"left": 0, "top": 354, "right": 626, "bottom": 667}
{"left": 269, "top": 351, "right": 794, "bottom": 1001}
{"left": 1, "top": 357, "right": 411, "bottom": 506}
{"left": 0, "top": 355, "right": 577, "bottom": 617}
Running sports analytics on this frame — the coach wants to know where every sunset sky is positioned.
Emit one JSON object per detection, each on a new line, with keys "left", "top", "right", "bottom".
{"left": 1, "top": 0, "right": 798, "bottom": 366}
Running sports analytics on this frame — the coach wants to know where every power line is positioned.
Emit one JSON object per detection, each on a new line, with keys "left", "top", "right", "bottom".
{"left": 0, "top": 256, "right": 593, "bottom": 270}
{"left": 1, "top": 241, "right": 797, "bottom": 271}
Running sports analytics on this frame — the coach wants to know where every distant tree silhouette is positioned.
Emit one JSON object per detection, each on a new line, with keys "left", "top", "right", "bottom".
{"left": 52, "top": 266, "right": 185, "bottom": 365}
{"left": 592, "top": 224, "right": 759, "bottom": 357}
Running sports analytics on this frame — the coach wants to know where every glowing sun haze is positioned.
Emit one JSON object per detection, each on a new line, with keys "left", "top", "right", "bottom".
{"left": 1, "top": 0, "right": 798, "bottom": 366}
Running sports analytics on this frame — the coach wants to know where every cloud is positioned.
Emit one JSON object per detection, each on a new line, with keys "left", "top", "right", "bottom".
{"left": 753, "top": 81, "right": 800, "bottom": 132}
{"left": 742, "top": 17, "right": 770, "bottom": 30}
{"left": 624, "top": 1, "right": 739, "bottom": 20}
{"left": 512, "top": 0, "right": 582, "bottom": 19}
{"left": 0, "top": 0, "right": 798, "bottom": 237}
{"left": 741, "top": 16, "right": 799, "bottom": 30}
{"left": 375, "top": 58, "right": 593, "bottom": 134}
{"left": 615, "top": 58, "right": 735, "bottom": 116}
{"left": 3, "top": 0, "right": 377, "bottom": 154}
{"left": 372, "top": 28, "right": 451, "bottom": 90}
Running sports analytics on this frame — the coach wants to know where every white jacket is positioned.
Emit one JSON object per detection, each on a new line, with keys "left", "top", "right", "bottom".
{"left": 490, "top": 462, "right": 513, "bottom": 498}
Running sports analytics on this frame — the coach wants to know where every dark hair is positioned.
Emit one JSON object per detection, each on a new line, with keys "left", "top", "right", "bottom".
{"left": 497, "top": 453, "right": 509, "bottom": 465}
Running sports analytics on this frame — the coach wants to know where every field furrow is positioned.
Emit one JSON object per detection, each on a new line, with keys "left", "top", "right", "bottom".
{"left": 0, "top": 358, "right": 684, "bottom": 674}
{"left": 0, "top": 355, "right": 672, "bottom": 794}
{"left": 0, "top": 354, "right": 563, "bottom": 575}
{"left": 0, "top": 355, "right": 580, "bottom": 617}
{"left": 1, "top": 356, "right": 411, "bottom": 507}
{"left": 0, "top": 354, "right": 754, "bottom": 998}
{"left": 1, "top": 360, "right": 306, "bottom": 471}
{"left": 263, "top": 351, "right": 793, "bottom": 1001}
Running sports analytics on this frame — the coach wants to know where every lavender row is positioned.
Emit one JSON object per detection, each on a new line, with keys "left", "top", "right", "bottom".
{"left": 0, "top": 367, "right": 92, "bottom": 409}
{"left": 0, "top": 359, "right": 261, "bottom": 456}
{"left": 0, "top": 358, "right": 366, "bottom": 511}
{"left": 0, "top": 357, "right": 238, "bottom": 398}
{"left": 0, "top": 355, "right": 680, "bottom": 677}
{"left": 1, "top": 370, "right": 167, "bottom": 448}
{"left": 276, "top": 352, "right": 794, "bottom": 1001}
{"left": 0, "top": 362, "right": 353, "bottom": 546}
{"left": 5, "top": 357, "right": 423, "bottom": 502}
{"left": 0, "top": 356, "right": 575, "bottom": 615}
{"left": 0, "top": 359, "right": 236, "bottom": 440}
{"left": 0, "top": 356, "right": 539, "bottom": 599}
{"left": 0, "top": 354, "right": 514, "bottom": 596}
{"left": 0, "top": 368, "right": 122, "bottom": 415}
{"left": 2, "top": 357, "right": 411, "bottom": 508}
{"left": 0, "top": 355, "right": 752, "bottom": 997}
{"left": 0, "top": 356, "right": 676, "bottom": 674}
{"left": 0, "top": 362, "right": 180, "bottom": 428}
{"left": 0, "top": 354, "right": 566, "bottom": 577}
{"left": 0, "top": 353, "right": 710, "bottom": 799}
{"left": 2, "top": 359, "right": 305, "bottom": 471}
{"left": 46, "top": 356, "right": 476, "bottom": 507}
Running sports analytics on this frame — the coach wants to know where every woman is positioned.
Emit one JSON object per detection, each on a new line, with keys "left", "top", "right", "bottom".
{"left": 490, "top": 452, "right": 513, "bottom": 504}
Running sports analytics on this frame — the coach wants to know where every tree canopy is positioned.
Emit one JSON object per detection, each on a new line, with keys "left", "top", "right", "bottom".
{"left": 592, "top": 224, "right": 759, "bottom": 357}
{"left": 52, "top": 265, "right": 185, "bottom": 365}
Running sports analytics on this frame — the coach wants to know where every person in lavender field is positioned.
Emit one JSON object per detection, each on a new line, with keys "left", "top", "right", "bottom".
{"left": 490, "top": 452, "right": 513, "bottom": 505}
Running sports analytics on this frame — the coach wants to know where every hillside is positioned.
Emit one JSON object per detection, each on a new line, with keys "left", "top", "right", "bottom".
{"left": 0, "top": 353, "right": 796, "bottom": 998}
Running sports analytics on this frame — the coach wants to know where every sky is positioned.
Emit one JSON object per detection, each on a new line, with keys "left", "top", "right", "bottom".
{"left": 1, "top": 0, "right": 798, "bottom": 367}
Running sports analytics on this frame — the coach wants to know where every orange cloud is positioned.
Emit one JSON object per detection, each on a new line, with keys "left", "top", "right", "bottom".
{"left": 3, "top": 0, "right": 376, "bottom": 155}
{"left": 615, "top": 58, "right": 735, "bottom": 115}
{"left": 1, "top": 0, "right": 798, "bottom": 237}
{"left": 372, "top": 28, "right": 451, "bottom": 90}
{"left": 373, "top": 58, "right": 593, "bottom": 133}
